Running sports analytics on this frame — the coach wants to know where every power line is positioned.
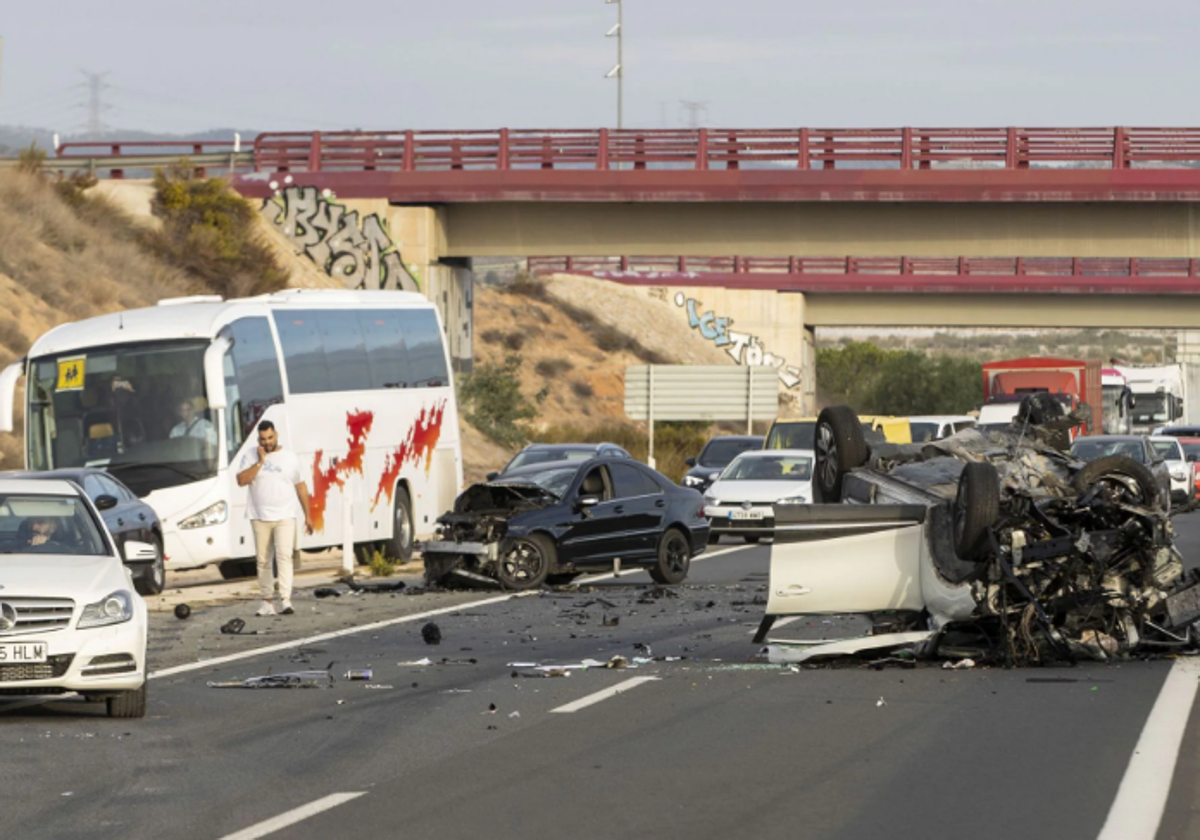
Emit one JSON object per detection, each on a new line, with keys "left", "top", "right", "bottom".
{"left": 679, "top": 100, "right": 708, "bottom": 128}
{"left": 77, "top": 71, "right": 111, "bottom": 135}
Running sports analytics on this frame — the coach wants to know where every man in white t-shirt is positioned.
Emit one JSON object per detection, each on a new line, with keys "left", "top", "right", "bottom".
{"left": 169, "top": 399, "right": 218, "bottom": 448}
{"left": 236, "top": 420, "right": 313, "bottom": 616}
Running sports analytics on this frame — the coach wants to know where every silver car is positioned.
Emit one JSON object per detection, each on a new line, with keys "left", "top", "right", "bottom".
{"left": 1149, "top": 436, "right": 1192, "bottom": 506}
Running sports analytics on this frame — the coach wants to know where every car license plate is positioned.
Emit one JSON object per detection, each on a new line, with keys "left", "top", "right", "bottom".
{"left": 730, "top": 510, "right": 764, "bottom": 520}
{"left": 0, "top": 642, "right": 47, "bottom": 663}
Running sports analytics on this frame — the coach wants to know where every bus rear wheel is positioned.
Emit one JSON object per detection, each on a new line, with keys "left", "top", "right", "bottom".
{"left": 385, "top": 487, "right": 414, "bottom": 563}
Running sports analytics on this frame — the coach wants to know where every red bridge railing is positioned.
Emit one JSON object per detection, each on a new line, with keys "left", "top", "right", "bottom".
{"left": 528, "top": 255, "right": 1200, "bottom": 277}
{"left": 252, "top": 128, "right": 1200, "bottom": 173}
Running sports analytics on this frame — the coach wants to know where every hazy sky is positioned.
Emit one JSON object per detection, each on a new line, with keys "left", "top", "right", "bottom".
{"left": 4, "top": 0, "right": 1200, "bottom": 135}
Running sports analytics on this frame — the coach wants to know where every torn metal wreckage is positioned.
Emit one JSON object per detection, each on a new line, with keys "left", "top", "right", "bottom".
{"left": 757, "top": 396, "right": 1200, "bottom": 666}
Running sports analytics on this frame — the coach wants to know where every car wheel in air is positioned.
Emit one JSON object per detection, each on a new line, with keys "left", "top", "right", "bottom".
{"left": 650, "top": 528, "right": 691, "bottom": 585}
{"left": 386, "top": 487, "right": 414, "bottom": 563}
{"left": 814, "top": 406, "right": 869, "bottom": 503}
{"left": 134, "top": 535, "right": 166, "bottom": 596}
{"left": 953, "top": 461, "right": 1000, "bottom": 561}
{"left": 496, "top": 534, "right": 553, "bottom": 590}
{"left": 106, "top": 684, "right": 147, "bottom": 719}
{"left": 1073, "top": 455, "right": 1161, "bottom": 510}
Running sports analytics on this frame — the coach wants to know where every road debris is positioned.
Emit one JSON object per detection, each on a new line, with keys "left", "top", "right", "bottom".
{"left": 313, "top": 587, "right": 345, "bottom": 598}
{"left": 421, "top": 622, "right": 442, "bottom": 645}
{"left": 342, "top": 577, "right": 407, "bottom": 593}
{"left": 398, "top": 657, "right": 433, "bottom": 667}
{"left": 344, "top": 669, "right": 373, "bottom": 681}
{"left": 942, "top": 659, "right": 977, "bottom": 670}
{"left": 208, "top": 670, "right": 334, "bottom": 689}
{"left": 173, "top": 604, "right": 191, "bottom": 620}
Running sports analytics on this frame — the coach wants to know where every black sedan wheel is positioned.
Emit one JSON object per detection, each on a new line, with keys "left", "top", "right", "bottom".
{"left": 650, "top": 528, "right": 691, "bottom": 585}
{"left": 496, "top": 535, "right": 552, "bottom": 590}
{"left": 134, "top": 535, "right": 166, "bottom": 596}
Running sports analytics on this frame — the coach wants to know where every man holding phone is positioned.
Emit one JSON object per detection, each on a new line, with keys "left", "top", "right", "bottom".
{"left": 236, "top": 420, "right": 314, "bottom": 616}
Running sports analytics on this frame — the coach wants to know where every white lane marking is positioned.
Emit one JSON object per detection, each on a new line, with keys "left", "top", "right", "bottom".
{"left": 551, "top": 676, "right": 660, "bottom": 713}
{"left": 149, "top": 594, "right": 515, "bottom": 679}
{"left": 151, "top": 542, "right": 753, "bottom": 680}
{"left": 219, "top": 792, "right": 366, "bottom": 840}
{"left": 1097, "top": 657, "right": 1200, "bottom": 840}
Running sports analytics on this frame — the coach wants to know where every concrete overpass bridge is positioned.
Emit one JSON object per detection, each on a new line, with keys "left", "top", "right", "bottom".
{"left": 53, "top": 127, "right": 1200, "bottom": 412}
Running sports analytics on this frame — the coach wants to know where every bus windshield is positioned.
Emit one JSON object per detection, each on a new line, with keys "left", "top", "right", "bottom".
{"left": 27, "top": 340, "right": 217, "bottom": 496}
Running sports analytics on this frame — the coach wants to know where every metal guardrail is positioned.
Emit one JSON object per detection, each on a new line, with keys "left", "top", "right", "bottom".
{"left": 529, "top": 255, "right": 1200, "bottom": 278}
{"left": 250, "top": 127, "right": 1200, "bottom": 173}
{"left": 0, "top": 150, "right": 255, "bottom": 178}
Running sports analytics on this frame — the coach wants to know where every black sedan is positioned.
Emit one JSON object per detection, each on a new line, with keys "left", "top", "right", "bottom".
{"left": 1, "top": 468, "right": 165, "bottom": 596}
{"left": 420, "top": 457, "right": 709, "bottom": 590}
{"left": 681, "top": 434, "right": 764, "bottom": 492}
{"left": 487, "top": 442, "right": 632, "bottom": 480}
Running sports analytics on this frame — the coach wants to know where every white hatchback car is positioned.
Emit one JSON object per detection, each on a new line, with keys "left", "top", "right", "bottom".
{"left": 0, "top": 479, "right": 149, "bottom": 717}
{"left": 703, "top": 449, "right": 814, "bottom": 543}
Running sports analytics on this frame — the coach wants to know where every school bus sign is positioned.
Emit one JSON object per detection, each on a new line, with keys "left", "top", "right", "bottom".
{"left": 56, "top": 357, "right": 85, "bottom": 391}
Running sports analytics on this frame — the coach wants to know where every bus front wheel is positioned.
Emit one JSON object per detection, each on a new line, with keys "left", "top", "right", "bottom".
{"left": 386, "top": 487, "right": 414, "bottom": 562}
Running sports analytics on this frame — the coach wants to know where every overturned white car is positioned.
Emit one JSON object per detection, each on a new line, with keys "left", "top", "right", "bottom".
{"left": 758, "top": 398, "right": 1200, "bottom": 665}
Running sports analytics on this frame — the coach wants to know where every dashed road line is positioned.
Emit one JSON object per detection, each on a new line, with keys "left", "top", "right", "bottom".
{"left": 218, "top": 792, "right": 366, "bottom": 840}
{"left": 551, "top": 676, "right": 661, "bottom": 713}
{"left": 1097, "top": 656, "right": 1200, "bottom": 840}
{"left": 149, "top": 544, "right": 750, "bottom": 680}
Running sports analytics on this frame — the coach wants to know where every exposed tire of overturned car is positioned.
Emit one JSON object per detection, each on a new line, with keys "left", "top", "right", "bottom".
{"left": 759, "top": 394, "right": 1200, "bottom": 666}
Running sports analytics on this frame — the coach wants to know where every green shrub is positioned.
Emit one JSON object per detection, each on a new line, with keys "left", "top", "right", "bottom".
{"left": 535, "top": 358, "right": 574, "bottom": 377}
{"left": 143, "top": 162, "right": 288, "bottom": 298}
{"left": 571, "top": 379, "right": 595, "bottom": 398}
{"left": 368, "top": 546, "right": 396, "bottom": 577}
{"left": 16, "top": 143, "right": 45, "bottom": 175}
{"left": 459, "top": 353, "right": 547, "bottom": 446}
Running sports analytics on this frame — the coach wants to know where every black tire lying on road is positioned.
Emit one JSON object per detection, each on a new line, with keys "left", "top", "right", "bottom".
{"left": 954, "top": 461, "right": 1000, "bottom": 561}
{"left": 814, "top": 406, "right": 869, "bottom": 503}
{"left": 1072, "top": 455, "right": 1161, "bottom": 510}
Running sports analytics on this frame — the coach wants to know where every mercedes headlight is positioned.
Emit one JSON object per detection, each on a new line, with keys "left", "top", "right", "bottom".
{"left": 78, "top": 590, "right": 134, "bottom": 629}
{"left": 178, "top": 501, "right": 228, "bottom": 530}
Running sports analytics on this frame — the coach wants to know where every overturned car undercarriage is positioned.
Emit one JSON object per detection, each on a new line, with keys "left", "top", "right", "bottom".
{"left": 759, "top": 396, "right": 1200, "bottom": 666}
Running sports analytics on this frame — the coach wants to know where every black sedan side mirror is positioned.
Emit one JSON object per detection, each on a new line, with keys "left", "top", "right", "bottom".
{"left": 685, "top": 457, "right": 696, "bottom": 467}
{"left": 94, "top": 494, "right": 119, "bottom": 511}
{"left": 573, "top": 495, "right": 600, "bottom": 513}
{"left": 486, "top": 472, "right": 499, "bottom": 481}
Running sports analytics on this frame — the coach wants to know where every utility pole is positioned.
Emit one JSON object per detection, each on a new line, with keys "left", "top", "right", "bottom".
{"left": 79, "top": 70, "right": 111, "bottom": 136}
{"left": 605, "top": 0, "right": 622, "bottom": 129}
{"left": 679, "top": 100, "right": 708, "bottom": 129}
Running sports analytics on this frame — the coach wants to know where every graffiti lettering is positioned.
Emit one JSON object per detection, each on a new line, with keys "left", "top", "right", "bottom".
{"left": 263, "top": 186, "right": 419, "bottom": 292}
{"left": 674, "top": 293, "right": 802, "bottom": 390}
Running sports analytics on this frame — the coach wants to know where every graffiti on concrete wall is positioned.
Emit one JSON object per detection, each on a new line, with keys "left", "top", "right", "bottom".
{"left": 262, "top": 184, "right": 419, "bottom": 292}
{"left": 673, "top": 292, "right": 802, "bottom": 389}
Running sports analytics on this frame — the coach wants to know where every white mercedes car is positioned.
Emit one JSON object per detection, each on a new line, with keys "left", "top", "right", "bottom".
{"left": 0, "top": 479, "right": 150, "bottom": 717}
{"left": 703, "top": 449, "right": 814, "bottom": 543}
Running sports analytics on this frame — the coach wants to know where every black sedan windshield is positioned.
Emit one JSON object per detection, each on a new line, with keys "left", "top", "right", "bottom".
{"left": 699, "top": 439, "right": 761, "bottom": 468}
{"left": 1071, "top": 439, "right": 1148, "bottom": 465}
{"left": 497, "top": 465, "right": 579, "bottom": 499}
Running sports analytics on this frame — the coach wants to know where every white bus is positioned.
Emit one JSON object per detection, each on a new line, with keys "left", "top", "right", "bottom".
{"left": 0, "top": 290, "right": 463, "bottom": 579}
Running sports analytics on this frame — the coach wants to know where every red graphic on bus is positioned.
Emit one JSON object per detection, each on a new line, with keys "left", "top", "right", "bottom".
{"left": 310, "top": 409, "right": 374, "bottom": 532}
{"left": 373, "top": 401, "right": 447, "bottom": 512}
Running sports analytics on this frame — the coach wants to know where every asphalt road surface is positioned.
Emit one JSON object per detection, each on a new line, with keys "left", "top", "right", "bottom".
{"left": 5, "top": 518, "right": 1200, "bottom": 840}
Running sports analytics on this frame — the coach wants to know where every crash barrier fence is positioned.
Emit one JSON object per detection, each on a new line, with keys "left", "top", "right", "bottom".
{"left": 0, "top": 141, "right": 256, "bottom": 179}
{"left": 528, "top": 255, "right": 1200, "bottom": 278}
{"left": 244, "top": 127, "right": 1200, "bottom": 173}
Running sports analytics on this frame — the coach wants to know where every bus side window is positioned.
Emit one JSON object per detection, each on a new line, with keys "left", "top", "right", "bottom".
{"left": 359, "top": 311, "right": 413, "bottom": 390}
{"left": 399, "top": 310, "right": 449, "bottom": 388}
{"left": 222, "top": 318, "right": 284, "bottom": 459}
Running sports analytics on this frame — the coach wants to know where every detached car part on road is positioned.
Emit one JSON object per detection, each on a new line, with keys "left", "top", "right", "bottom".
{"left": 0, "top": 479, "right": 149, "bottom": 716}
{"left": 758, "top": 397, "right": 1200, "bottom": 665}
{"left": 419, "top": 457, "right": 709, "bottom": 590}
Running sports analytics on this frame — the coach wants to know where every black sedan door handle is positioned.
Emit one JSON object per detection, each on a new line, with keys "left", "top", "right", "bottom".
{"left": 117, "top": 519, "right": 125, "bottom": 526}
{"left": 138, "top": 513, "right": 146, "bottom": 521}
{"left": 655, "top": 499, "right": 665, "bottom": 508}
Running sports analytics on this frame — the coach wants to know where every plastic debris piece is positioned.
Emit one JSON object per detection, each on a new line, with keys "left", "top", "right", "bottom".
{"left": 207, "top": 670, "right": 334, "bottom": 689}
{"left": 398, "top": 658, "right": 433, "bottom": 667}
{"left": 508, "top": 711, "right": 520, "bottom": 718}
{"left": 518, "top": 668, "right": 569, "bottom": 678}
{"left": 876, "top": 697, "right": 887, "bottom": 707}
{"left": 174, "top": 604, "right": 191, "bottom": 620}
{"left": 220, "top": 618, "right": 246, "bottom": 635}
{"left": 363, "top": 684, "right": 394, "bottom": 690}
{"left": 422, "top": 622, "right": 442, "bottom": 645}
{"left": 486, "top": 703, "right": 497, "bottom": 713}
{"left": 941, "top": 658, "right": 976, "bottom": 670}
{"left": 344, "top": 669, "right": 372, "bottom": 681}
{"left": 606, "top": 655, "right": 628, "bottom": 669}
{"left": 440, "top": 688, "right": 472, "bottom": 694}
{"left": 602, "top": 615, "right": 619, "bottom": 627}
{"left": 633, "top": 642, "right": 652, "bottom": 656}
{"left": 313, "top": 587, "right": 344, "bottom": 599}
{"left": 343, "top": 577, "right": 407, "bottom": 593}
{"left": 439, "top": 658, "right": 477, "bottom": 666}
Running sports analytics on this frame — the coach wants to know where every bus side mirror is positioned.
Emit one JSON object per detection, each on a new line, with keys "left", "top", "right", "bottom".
{"left": 204, "top": 337, "right": 232, "bottom": 412}
{"left": 0, "top": 360, "right": 24, "bottom": 433}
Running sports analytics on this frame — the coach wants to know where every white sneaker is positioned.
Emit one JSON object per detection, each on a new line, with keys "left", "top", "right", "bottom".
{"left": 280, "top": 599, "right": 294, "bottom": 616}
{"left": 255, "top": 601, "right": 276, "bottom": 617}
